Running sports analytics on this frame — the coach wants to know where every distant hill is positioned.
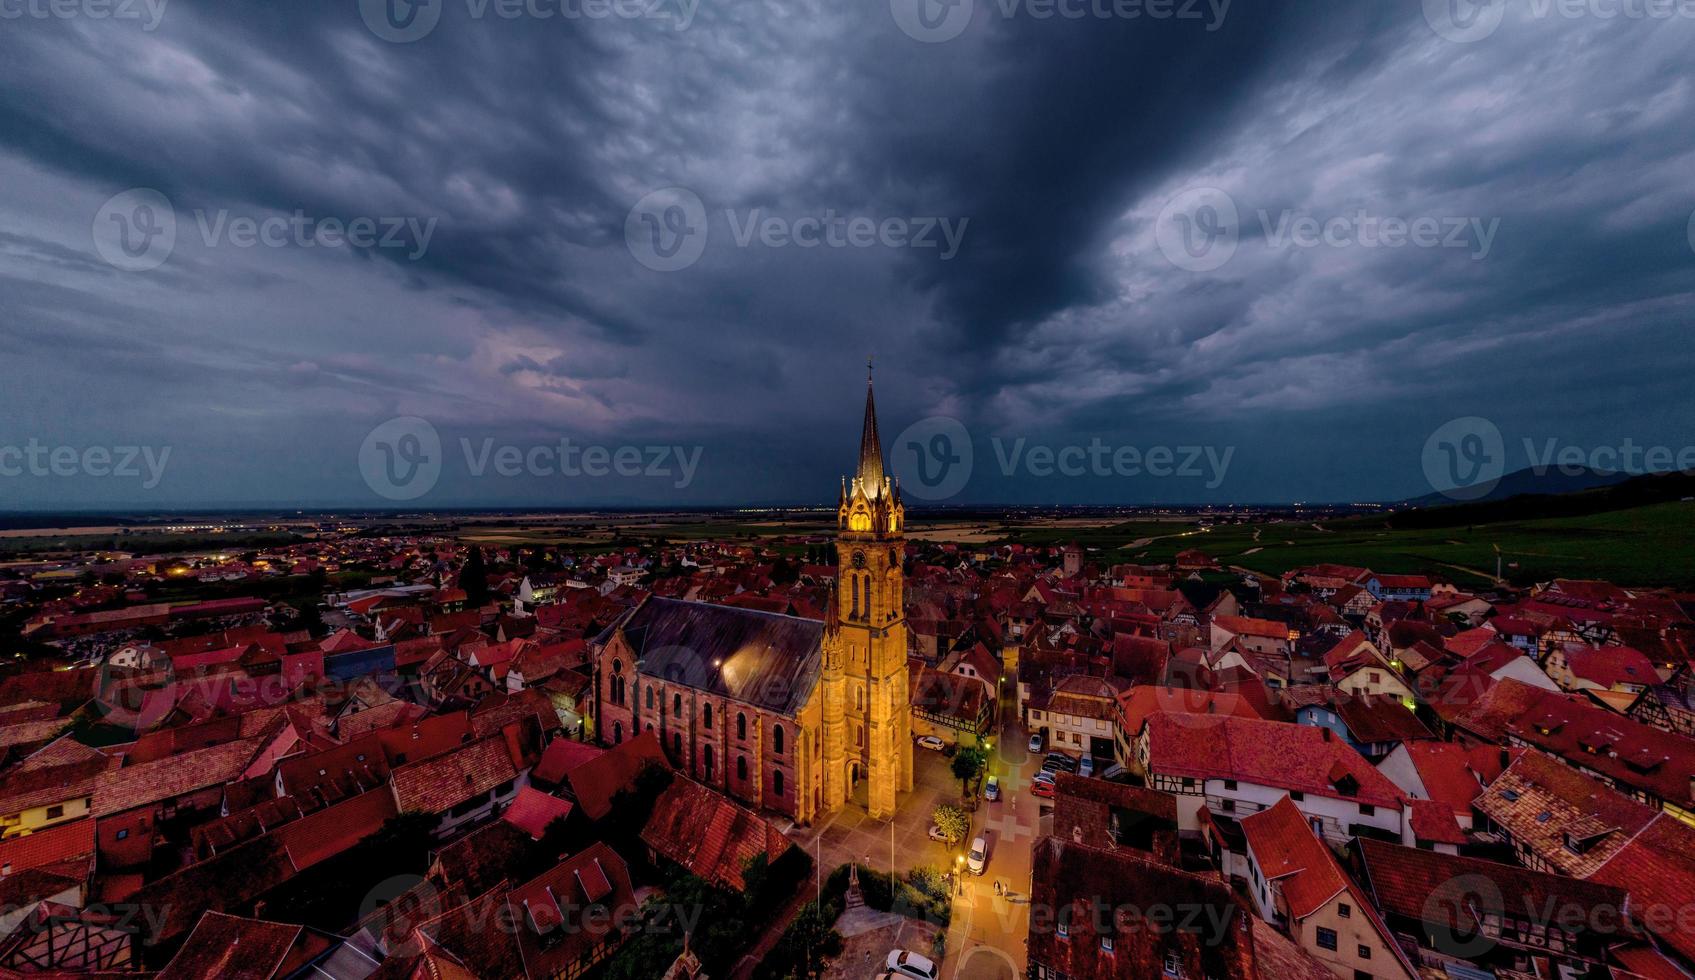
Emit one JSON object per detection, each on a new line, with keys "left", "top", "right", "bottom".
{"left": 1402, "top": 465, "right": 1634, "bottom": 509}
{"left": 1389, "top": 468, "right": 1695, "bottom": 530}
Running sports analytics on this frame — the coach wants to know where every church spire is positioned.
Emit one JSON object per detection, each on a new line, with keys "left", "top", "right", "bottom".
{"left": 858, "top": 358, "right": 884, "bottom": 496}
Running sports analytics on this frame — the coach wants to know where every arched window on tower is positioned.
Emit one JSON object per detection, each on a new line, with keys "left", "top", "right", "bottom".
{"left": 773, "top": 769, "right": 784, "bottom": 798}
{"left": 773, "top": 724, "right": 784, "bottom": 756}
{"left": 851, "top": 576, "right": 859, "bottom": 618}
{"left": 704, "top": 746, "right": 715, "bottom": 781}
{"left": 704, "top": 703, "right": 713, "bottom": 729}
{"left": 737, "top": 712, "right": 747, "bottom": 740}
{"left": 737, "top": 756, "right": 748, "bottom": 781}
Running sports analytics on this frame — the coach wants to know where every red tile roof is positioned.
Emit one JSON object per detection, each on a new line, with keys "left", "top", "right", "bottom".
{"left": 1590, "top": 813, "right": 1695, "bottom": 963}
{"left": 1239, "top": 796, "right": 1347, "bottom": 919}
{"left": 1405, "top": 798, "right": 1467, "bottom": 845}
{"left": 1392, "top": 741, "right": 1505, "bottom": 814}
{"left": 275, "top": 786, "right": 398, "bottom": 869}
{"left": 156, "top": 911, "right": 301, "bottom": 980}
{"left": 532, "top": 737, "right": 606, "bottom": 786}
{"left": 389, "top": 736, "right": 517, "bottom": 816}
{"left": 1115, "top": 685, "right": 1263, "bottom": 735}
{"left": 91, "top": 736, "right": 269, "bottom": 815}
{"left": 1144, "top": 713, "right": 1403, "bottom": 807}
{"left": 564, "top": 731, "right": 668, "bottom": 821}
{"left": 1356, "top": 838, "right": 1632, "bottom": 941}
{"left": 0, "top": 818, "right": 94, "bottom": 875}
{"left": 640, "top": 777, "right": 793, "bottom": 890}
{"left": 499, "top": 786, "right": 573, "bottom": 840}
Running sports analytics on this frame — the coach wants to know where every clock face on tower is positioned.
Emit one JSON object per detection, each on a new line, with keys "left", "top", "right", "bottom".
{"left": 851, "top": 550, "right": 866, "bottom": 569}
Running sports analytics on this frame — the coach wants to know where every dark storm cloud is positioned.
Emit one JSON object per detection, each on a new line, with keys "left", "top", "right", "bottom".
{"left": 0, "top": 0, "right": 1692, "bottom": 507}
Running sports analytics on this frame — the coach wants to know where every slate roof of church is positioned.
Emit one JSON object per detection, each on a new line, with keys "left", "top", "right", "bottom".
{"left": 599, "top": 596, "right": 823, "bottom": 717}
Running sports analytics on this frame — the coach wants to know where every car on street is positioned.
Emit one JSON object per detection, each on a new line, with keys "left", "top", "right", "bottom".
{"left": 928, "top": 823, "right": 952, "bottom": 843}
{"left": 916, "top": 735, "right": 946, "bottom": 752}
{"left": 1032, "top": 768, "right": 1056, "bottom": 785}
{"left": 1078, "top": 755, "right": 1095, "bottom": 778}
{"left": 984, "top": 775, "right": 1001, "bottom": 801}
{"left": 887, "top": 950, "right": 939, "bottom": 980}
{"left": 1028, "top": 732, "right": 1044, "bottom": 753}
{"left": 967, "top": 835, "right": 988, "bottom": 875}
{"left": 1031, "top": 778, "right": 1055, "bottom": 798}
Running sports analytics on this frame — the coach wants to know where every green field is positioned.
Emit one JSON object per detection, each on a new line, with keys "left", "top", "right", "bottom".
{"left": 1114, "top": 503, "right": 1695, "bottom": 589}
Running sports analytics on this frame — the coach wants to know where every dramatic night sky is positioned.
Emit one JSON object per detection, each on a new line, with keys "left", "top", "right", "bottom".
{"left": 1, "top": 0, "right": 1692, "bottom": 508}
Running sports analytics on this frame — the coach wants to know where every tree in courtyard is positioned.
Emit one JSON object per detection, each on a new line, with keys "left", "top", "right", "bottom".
{"left": 931, "top": 804, "right": 969, "bottom": 845}
{"left": 950, "top": 747, "right": 987, "bottom": 798}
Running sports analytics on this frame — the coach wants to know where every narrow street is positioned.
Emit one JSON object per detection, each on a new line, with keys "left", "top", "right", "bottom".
{"left": 784, "top": 705, "right": 1047, "bottom": 978}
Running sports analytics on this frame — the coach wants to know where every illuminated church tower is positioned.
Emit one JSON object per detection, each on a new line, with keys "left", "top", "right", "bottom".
{"left": 820, "top": 364, "right": 913, "bottom": 820}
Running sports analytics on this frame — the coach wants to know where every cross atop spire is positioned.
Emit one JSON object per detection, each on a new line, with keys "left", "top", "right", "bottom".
{"left": 857, "top": 362, "right": 884, "bottom": 496}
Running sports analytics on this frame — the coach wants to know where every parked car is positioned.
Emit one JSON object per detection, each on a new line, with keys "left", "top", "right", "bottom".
{"left": 916, "top": 735, "right": 946, "bottom": 752}
{"left": 887, "top": 950, "right": 939, "bottom": 980}
{"left": 967, "top": 836, "right": 988, "bottom": 875}
{"left": 1078, "top": 756, "right": 1095, "bottom": 778}
{"left": 1044, "top": 752, "right": 1077, "bottom": 770}
{"left": 1100, "top": 762, "right": 1131, "bottom": 783}
{"left": 1032, "top": 769, "right": 1056, "bottom": 785}
{"left": 1028, "top": 732, "right": 1044, "bottom": 753}
{"left": 984, "top": 775, "right": 1001, "bottom": 801}
{"left": 1031, "top": 779, "right": 1055, "bottom": 798}
{"left": 928, "top": 823, "right": 951, "bottom": 842}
